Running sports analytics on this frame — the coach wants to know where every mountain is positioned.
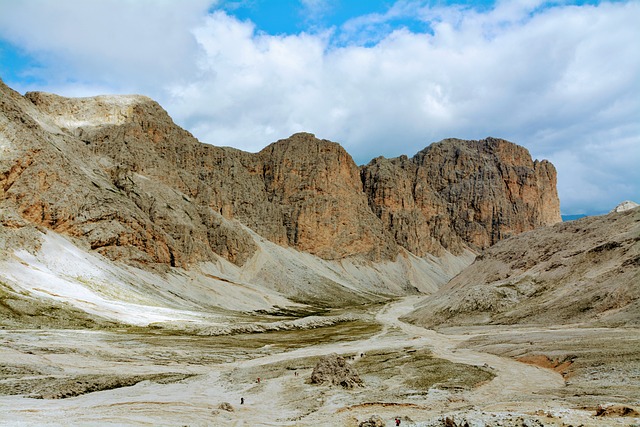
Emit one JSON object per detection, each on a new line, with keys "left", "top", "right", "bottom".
{"left": 404, "top": 206, "right": 640, "bottom": 328}
{"left": 0, "top": 77, "right": 561, "bottom": 320}
{"left": 362, "top": 137, "right": 560, "bottom": 256}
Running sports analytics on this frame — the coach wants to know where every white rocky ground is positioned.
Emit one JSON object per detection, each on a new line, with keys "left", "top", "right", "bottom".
{"left": 1, "top": 295, "right": 638, "bottom": 426}
{"left": 0, "top": 225, "right": 472, "bottom": 322}
{"left": 0, "top": 220, "right": 638, "bottom": 426}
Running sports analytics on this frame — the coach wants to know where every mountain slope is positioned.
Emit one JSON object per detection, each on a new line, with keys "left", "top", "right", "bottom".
{"left": 405, "top": 207, "right": 640, "bottom": 327}
{"left": 0, "top": 77, "right": 561, "bottom": 319}
{"left": 8, "top": 81, "right": 560, "bottom": 267}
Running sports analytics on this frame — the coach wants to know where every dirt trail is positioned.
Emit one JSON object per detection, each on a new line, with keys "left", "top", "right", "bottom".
{"left": 213, "top": 295, "right": 565, "bottom": 413}
{"left": 0, "top": 296, "right": 571, "bottom": 426}
{"left": 375, "top": 296, "right": 566, "bottom": 408}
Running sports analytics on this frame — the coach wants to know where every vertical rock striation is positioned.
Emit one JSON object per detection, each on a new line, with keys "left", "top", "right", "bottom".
{"left": 258, "top": 133, "right": 396, "bottom": 260}
{"left": 1, "top": 78, "right": 561, "bottom": 271}
{"left": 361, "top": 138, "right": 561, "bottom": 256}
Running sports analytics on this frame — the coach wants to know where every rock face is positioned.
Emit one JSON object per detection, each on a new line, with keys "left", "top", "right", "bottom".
{"left": 611, "top": 200, "right": 639, "bottom": 213}
{"left": 361, "top": 138, "right": 561, "bottom": 256}
{"left": 20, "top": 89, "right": 260, "bottom": 267}
{"left": 310, "top": 353, "right": 363, "bottom": 388}
{"left": 358, "top": 415, "right": 385, "bottom": 427}
{"left": 1, "top": 78, "right": 560, "bottom": 271}
{"left": 595, "top": 404, "right": 640, "bottom": 417}
{"left": 405, "top": 207, "right": 640, "bottom": 327}
{"left": 258, "top": 134, "right": 397, "bottom": 260}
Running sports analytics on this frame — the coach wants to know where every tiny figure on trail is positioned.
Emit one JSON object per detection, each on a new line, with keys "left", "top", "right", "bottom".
{"left": 395, "top": 417, "right": 401, "bottom": 426}
{"left": 257, "top": 377, "right": 260, "bottom": 383}
{"left": 240, "top": 397, "right": 244, "bottom": 405}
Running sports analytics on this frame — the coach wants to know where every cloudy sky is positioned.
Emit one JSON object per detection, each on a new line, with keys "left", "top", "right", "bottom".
{"left": 0, "top": 0, "right": 638, "bottom": 215}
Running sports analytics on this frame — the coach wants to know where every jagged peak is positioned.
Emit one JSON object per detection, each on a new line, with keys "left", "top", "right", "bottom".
{"left": 260, "top": 132, "right": 351, "bottom": 159}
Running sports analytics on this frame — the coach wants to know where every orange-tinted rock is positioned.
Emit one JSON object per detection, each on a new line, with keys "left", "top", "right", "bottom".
{"left": 1, "top": 77, "right": 561, "bottom": 269}
{"left": 361, "top": 138, "right": 561, "bottom": 256}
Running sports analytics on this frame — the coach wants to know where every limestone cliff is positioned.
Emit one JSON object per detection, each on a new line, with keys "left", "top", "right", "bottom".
{"left": 24, "top": 90, "right": 396, "bottom": 263}
{"left": 361, "top": 138, "right": 561, "bottom": 256}
{"left": 1, "top": 79, "right": 560, "bottom": 271}
{"left": 258, "top": 133, "right": 396, "bottom": 260}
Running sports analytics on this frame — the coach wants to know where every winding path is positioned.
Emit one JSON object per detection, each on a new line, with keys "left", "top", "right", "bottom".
{"left": 0, "top": 296, "right": 567, "bottom": 426}
{"left": 374, "top": 296, "right": 565, "bottom": 407}
{"left": 226, "top": 295, "right": 565, "bottom": 408}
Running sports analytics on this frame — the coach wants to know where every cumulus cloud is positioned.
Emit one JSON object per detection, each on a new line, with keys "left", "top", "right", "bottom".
{"left": 0, "top": 0, "right": 212, "bottom": 93}
{"left": 0, "top": 0, "right": 638, "bottom": 214}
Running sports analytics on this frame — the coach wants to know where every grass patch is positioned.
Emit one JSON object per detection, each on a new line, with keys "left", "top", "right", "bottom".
{"left": 237, "top": 320, "right": 383, "bottom": 350}
{"left": 0, "top": 282, "right": 121, "bottom": 330}
{"left": 0, "top": 372, "right": 194, "bottom": 399}
{"left": 355, "top": 348, "right": 495, "bottom": 392}
{"left": 129, "top": 319, "right": 381, "bottom": 350}
{"left": 102, "top": 320, "right": 383, "bottom": 365}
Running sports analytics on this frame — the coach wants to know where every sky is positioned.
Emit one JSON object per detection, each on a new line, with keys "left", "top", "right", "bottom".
{"left": 0, "top": 0, "right": 638, "bottom": 215}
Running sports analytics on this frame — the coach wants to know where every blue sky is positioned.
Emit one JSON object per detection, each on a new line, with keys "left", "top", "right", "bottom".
{"left": 218, "top": 0, "right": 447, "bottom": 36}
{"left": 0, "top": 0, "right": 638, "bottom": 215}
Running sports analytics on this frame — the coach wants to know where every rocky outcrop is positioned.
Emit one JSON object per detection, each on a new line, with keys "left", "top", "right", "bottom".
{"left": 1, "top": 83, "right": 257, "bottom": 268}
{"left": 358, "top": 415, "right": 385, "bottom": 427}
{"left": 258, "top": 133, "right": 396, "bottom": 260}
{"left": 22, "top": 89, "right": 396, "bottom": 263}
{"left": 611, "top": 200, "right": 639, "bottom": 213}
{"left": 310, "top": 353, "right": 363, "bottom": 388}
{"left": 361, "top": 138, "right": 561, "bottom": 256}
{"left": 1, "top": 78, "right": 560, "bottom": 271}
{"left": 595, "top": 404, "right": 639, "bottom": 417}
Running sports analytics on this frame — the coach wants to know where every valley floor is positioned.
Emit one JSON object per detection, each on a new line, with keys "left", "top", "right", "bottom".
{"left": 0, "top": 296, "right": 639, "bottom": 426}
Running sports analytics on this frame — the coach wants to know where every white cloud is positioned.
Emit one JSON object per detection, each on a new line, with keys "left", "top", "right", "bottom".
{"left": 0, "top": 0, "right": 638, "bottom": 214}
{"left": 300, "top": 0, "right": 333, "bottom": 16}
{"left": 0, "top": 0, "right": 212, "bottom": 93}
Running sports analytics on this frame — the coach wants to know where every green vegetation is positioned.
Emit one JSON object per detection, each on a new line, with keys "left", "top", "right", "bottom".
{"left": 0, "top": 281, "right": 120, "bottom": 330}
{"left": 0, "top": 371, "right": 193, "bottom": 399}
{"left": 128, "top": 319, "right": 382, "bottom": 355}
{"left": 355, "top": 348, "right": 495, "bottom": 392}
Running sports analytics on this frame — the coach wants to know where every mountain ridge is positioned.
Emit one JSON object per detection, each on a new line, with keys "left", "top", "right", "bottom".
{"left": 1, "top": 77, "right": 560, "bottom": 314}
{"left": 4, "top": 79, "right": 561, "bottom": 267}
{"left": 404, "top": 206, "right": 640, "bottom": 328}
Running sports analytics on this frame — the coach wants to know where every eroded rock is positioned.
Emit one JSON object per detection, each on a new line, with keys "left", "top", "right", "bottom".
{"left": 358, "top": 415, "right": 384, "bottom": 427}
{"left": 310, "top": 353, "right": 363, "bottom": 388}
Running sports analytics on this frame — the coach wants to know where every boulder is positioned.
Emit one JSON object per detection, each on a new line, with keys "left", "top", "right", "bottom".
{"left": 358, "top": 415, "right": 384, "bottom": 427}
{"left": 310, "top": 353, "right": 363, "bottom": 389}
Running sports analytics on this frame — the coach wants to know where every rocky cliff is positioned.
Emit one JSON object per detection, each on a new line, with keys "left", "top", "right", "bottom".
{"left": 1, "top": 77, "right": 560, "bottom": 273}
{"left": 361, "top": 138, "right": 561, "bottom": 256}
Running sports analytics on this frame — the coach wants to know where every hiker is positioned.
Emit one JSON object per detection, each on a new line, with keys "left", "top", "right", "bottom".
{"left": 257, "top": 377, "right": 260, "bottom": 383}
{"left": 395, "top": 417, "right": 401, "bottom": 426}
{"left": 241, "top": 397, "right": 244, "bottom": 405}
